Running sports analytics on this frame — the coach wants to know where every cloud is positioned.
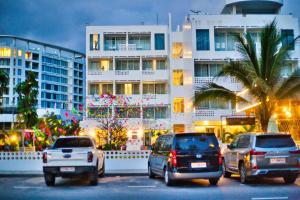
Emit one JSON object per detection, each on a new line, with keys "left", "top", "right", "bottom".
{"left": 0, "top": 0, "right": 299, "bottom": 53}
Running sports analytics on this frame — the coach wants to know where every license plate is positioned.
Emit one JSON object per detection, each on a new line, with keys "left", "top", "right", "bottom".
{"left": 191, "top": 162, "right": 207, "bottom": 168}
{"left": 270, "top": 158, "right": 286, "bottom": 164}
{"left": 60, "top": 167, "right": 75, "bottom": 172}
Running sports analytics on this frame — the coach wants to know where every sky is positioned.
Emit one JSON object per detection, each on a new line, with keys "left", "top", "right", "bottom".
{"left": 0, "top": 0, "right": 300, "bottom": 53}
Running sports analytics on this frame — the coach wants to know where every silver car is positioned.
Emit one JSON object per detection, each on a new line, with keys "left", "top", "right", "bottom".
{"left": 223, "top": 133, "right": 300, "bottom": 184}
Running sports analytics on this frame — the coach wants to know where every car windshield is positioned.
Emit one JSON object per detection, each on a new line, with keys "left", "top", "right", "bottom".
{"left": 53, "top": 138, "right": 93, "bottom": 148}
{"left": 256, "top": 135, "right": 296, "bottom": 148}
{"left": 175, "top": 134, "right": 219, "bottom": 151}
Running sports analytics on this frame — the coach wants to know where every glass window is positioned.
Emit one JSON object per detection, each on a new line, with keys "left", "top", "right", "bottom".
{"left": 173, "top": 124, "right": 185, "bottom": 133}
{"left": 237, "top": 135, "right": 250, "bottom": 148}
{"left": 173, "top": 70, "right": 183, "bottom": 86}
{"left": 0, "top": 48, "right": 11, "bottom": 57}
{"left": 210, "top": 64, "right": 222, "bottom": 76}
{"left": 101, "top": 84, "right": 113, "bottom": 95}
{"left": 172, "top": 42, "right": 183, "bottom": 58}
{"left": 89, "top": 84, "right": 99, "bottom": 95}
{"left": 142, "top": 60, "right": 153, "bottom": 70}
{"left": 100, "top": 60, "right": 112, "bottom": 71}
{"left": 155, "top": 107, "right": 167, "bottom": 119}
{"left": 173, "top": 98, "right": 184, "bottom": 113}
{"left": 194, "top": 64, "right": 208, "bottom": 77}
{"left": 155, "top": 83, "right": 167, "bottom": 94}
{"left": 156, "top": 60, "right": 166, "bottom": 70}
{"left": 256, "top": 135, "right": 296, "bottom": 148}
{"left": 90, "top": 33, "right": 100, "bottom": 50}
{"left": 175, "top": 134, "right": 219, "bottom": 151}
{"left": 128, "top": 34, "right": 151, "bottom": 50}
{"left": 196, "top": 29, "right": 210, "bottom": 50}
{"left": 282, "top": 29, "right": 295, "bottom": 50}
{"left": 143, "top": 107, "right": 155, "bottom": 119}
{"left": 53, "top": 138, "right": 93, "bottom": 148}
{"left": 143, "top": 83, "right": 155, "bottom": 94}
{"left": 155, "top": 33, "right": 165, "bottom": 50}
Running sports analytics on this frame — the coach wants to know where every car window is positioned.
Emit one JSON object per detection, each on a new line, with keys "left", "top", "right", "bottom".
{"left": 161, "top": 136, "right": 173, "bottom": 151}
{"left": 154, "top": 137, "right": 163, "bottom": 152}
{"left": 53, "top": 138, "right": 93, "bottom": 148}
{"left": 230, "top": 136, "right": 239, "bottom": 149}
{"left": 256, "top": 135, "right": 296, "bottom": 148}
{"left": 237, "top": 135, "right": 250, "bottom": 148}
{"left": 175, "top": 134, "right": 219, "bottom": 151}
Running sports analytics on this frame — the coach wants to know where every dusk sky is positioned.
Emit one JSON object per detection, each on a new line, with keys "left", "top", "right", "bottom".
{"left": 1, "top": 0, "right": 300, "bottom": 53}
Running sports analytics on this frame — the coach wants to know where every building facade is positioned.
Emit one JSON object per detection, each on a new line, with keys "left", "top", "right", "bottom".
{"left": 0, "top": 35, "right": 85, "bottom": 129}
{"left": 84, "top": 0, "right": 300, "bottom": 149}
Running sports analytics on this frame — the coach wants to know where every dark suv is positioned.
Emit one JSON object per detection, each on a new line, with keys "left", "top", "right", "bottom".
{"left": 148, "top": 133, "right": 223, "bottom": 186}
{"left": 223, "top": 133, "right": 300, "bottom": 184}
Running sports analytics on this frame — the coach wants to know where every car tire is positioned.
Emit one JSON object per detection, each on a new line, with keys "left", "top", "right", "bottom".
{"left": 164, "top": 169, "right": 174, "bottom": 186}
{"left": 239, "top": 163, "right": 248, "bottom": 184}
{"left": 44, "top": 173, "right": 55, "bottom": 186}
{"left": 99, "top": 162, "right": 105, "bottom": 178}
{"left": 209, "top": 178, "right": 219, "bottom": 186}
{"left": 90, "top": 167, "right": 98, "bottom": 186}
{"left": 148, "top": 164, "right": 155, "bottom": 179}
{"left": 223, "top": 161, "right": 231, "bottom": 178}
{"left": 283, "top": 175, "right": 297, "bottom": 184}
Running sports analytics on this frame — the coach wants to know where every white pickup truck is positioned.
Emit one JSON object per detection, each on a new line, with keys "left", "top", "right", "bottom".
{"left": 42, "top": 136, "right": 105, "bottom": 186}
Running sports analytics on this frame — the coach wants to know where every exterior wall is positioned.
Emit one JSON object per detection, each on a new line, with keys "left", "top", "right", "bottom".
{"left": 84, "top": 26, "right": 170, "bottom": 150}
{"left": 0, "top": 36, "right": 86, "bottom": 128}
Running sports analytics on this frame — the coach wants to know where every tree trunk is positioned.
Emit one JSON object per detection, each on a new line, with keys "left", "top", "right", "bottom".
{"left": 257, "top": 100, "right": 273, "bottom": 132}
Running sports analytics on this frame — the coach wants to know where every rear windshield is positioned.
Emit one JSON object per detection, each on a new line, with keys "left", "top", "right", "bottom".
{"left": 175, "top": 134, "right": 219, "bottom": 151}
{"left": 256, "top": 135, "right": 296, "bottom": 148}
{"left": 53, "top": 138, "right": 93, "bottom": 148}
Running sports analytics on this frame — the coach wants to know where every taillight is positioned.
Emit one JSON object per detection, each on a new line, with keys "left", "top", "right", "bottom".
{"left": 87, "top": 152, "right": 93, "bottom": 162}
{"left": 169, "top": 150, "right": 177, "bottom": 167}
{"left": 250, "top": 150, "right": 266, "bottom": 156}
{"left": 289, "top": 150, "right": 300, "bottom": 154}
{"left": 42, "top": 152, "right": 47, "bottom": 163}
{"left": 218, "top": 150, "right": 222, "bottom": 165}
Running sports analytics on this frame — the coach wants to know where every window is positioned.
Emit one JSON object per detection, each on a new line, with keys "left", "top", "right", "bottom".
{"left": 237, "top": 135, "right": 250, "bottom": 148}
{"left": 155, "top": 33, "right": 165, "bottom": 50}
{"left": 100, "top": 60, "right": 112, "bottom": 71}
{"left": 18, "top": 50, "right": 22, "bottom": 57}
{"left": 142, "top": 60, "right": 153, "bottom": 70}
{"left": 143, "top": 107, "right": 155, "bottom": 119}
{"left": 155, "top": 107, "right": 167, "bottom": 119}
{"left": 90, "top": 33, "right": 100, "bottom": 50}
{"left": 175, "top": 134, "right": 219, "bottom": 151}
{"left": 116, "top": 83, "right": 139, "bottom": 95}
{"left": 215, "top": 31, "right": 239, "bottom": 51}
{"left": 282, "top": 30, "right": 295, "bottom": 50}
{"left": 0, "top": 58, "right": 10, "bottom": 66}
{"left": 172, "top": 42, "right": 183, "bottom": 58}
{"left": 173, "top": 98, "right": 184, "bottom": 113}
{"left": 173, "top": 70, "right": 183, "bottom": 86}
{"left": 0, "top": 48, "right": 11, "bottom": 57}
{"left": 89, "top": 84, "right": 99, "bottom": 95}
{"left": 116, "top": 59, "right": 139, "bottom": 70}
{"left": 128, "top": 34, "right": 151, "bottom": 50}
{"left": 256, "top": 135, "right": 296, "bottom": 148}
{"left": 196, "top": 29, "right": 210, "bottom": 50}
{"left": 194, "top": 63, "right": 223, "bottom": 77}
{"left": 104, "top": 34, "right": 126, "bottom": 51}
{"left": 143, "top": 83, "right": 155, "bottom": 94}
{"left": 156, "top": 60, "right": 166, "bottom": 70}
{"left": 194, "top": 64, "right": 208, "bottom": 77}
{"left": 155, "top": 83, "right": 167, "bottom": 94}
{"left": 281, "top": 62, "right": 294, "bottom": 77}
{"left": 101, "top": 84, "right": 113, "bottom": 95}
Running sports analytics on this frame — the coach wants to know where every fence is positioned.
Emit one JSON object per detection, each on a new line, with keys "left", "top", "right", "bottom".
{"left": 0, "top": 151, "right": 151, "bottom": 175}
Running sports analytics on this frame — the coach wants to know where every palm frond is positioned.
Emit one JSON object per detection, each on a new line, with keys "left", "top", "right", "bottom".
{"left": 275, "top": 68, "right": 300, "bottom": 99}
{"left": 194, "top": 82, "right": 248, "bottom": 107}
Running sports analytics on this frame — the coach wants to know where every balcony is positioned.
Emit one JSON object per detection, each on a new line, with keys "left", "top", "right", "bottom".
{"left": 194, "top": 76, "right": 242, "bottom": 91}
{"left": 142, "top": 70, "right": 168, "bottom": 80}
{"left": 193, "top": 109, "right": 236, "bottom": 121}
{"left": 142, "top": 94, "right": 169, "bottom": 105}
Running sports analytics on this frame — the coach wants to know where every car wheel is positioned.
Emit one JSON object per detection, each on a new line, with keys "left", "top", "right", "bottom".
{"left": 283, "top": 175, "right": 297, "bottom": 184}
{"left": 164, "top": 169, "right": 174, "bottom": 186}
{"left": 44, "top": 173, "right": 55, "bottom": 186}
{"left": 99, "top": 162, "right": 105, "bottom": 178}
{"left": 148, "top": 164, "right": 155, "bottom": 179}
{"left": 239, "top": 163, "right": 248, "bottom": 184}
{"left": 90, "top": 168, "right": 98, "bottom": 186}
{"left": 209, "top": 178, "right": 219, "bottom": 186}
{"left": 223, "top": 161, "right": 232, "bottom": 178}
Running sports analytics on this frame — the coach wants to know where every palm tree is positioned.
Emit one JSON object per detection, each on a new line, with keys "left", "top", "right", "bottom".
{"left": 194, "top": 20, "right": 300, "bottom": 132}
{"left": 0, "top": 70, "right": 9, "bottom": 108}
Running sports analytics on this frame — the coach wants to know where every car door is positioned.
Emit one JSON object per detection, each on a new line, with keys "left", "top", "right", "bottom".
{"left": 227, "top": 136, "right": 240, "bottom": 171}
{"left": 234, "top": 135, "right": 251, "bottom": 170}
{"left": 151, "top": 137, "right": 162, "bottom": 173}
{"left": 156, "top": 136, "right": 168, "bottom": 175}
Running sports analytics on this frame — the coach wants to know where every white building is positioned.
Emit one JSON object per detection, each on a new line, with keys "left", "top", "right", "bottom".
{"left": 0, "top": 35, "right": 86, "bottom": 129}
{"left": 83, "top": 0, "right": 299, "bottom": 149}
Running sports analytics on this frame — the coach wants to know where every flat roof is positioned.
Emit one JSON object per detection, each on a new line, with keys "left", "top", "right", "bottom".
{"left": 0, "top": 35, "right": 85, "bottom": 57}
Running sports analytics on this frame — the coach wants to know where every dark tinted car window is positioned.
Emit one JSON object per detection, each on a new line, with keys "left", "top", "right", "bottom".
{"left": 53, "top": 138, "right": 93, "bottom": 148}
{"left": 237, "top": 135, "right": 250, "bottom": 148}
{"left": 175, "top": 134, "right": 219, "bottom": 151}
{"left": 256, "top": 135, "right": 296, "bottom": 148}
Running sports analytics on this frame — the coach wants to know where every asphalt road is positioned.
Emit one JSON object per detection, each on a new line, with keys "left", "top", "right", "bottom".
{"left": 0, "top": 175, "right": 299, "bottom": 200}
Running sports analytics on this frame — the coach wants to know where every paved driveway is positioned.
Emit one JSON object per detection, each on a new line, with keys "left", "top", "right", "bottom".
{"left": 0, "top": 175, "right": 299, "bottom": 200}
